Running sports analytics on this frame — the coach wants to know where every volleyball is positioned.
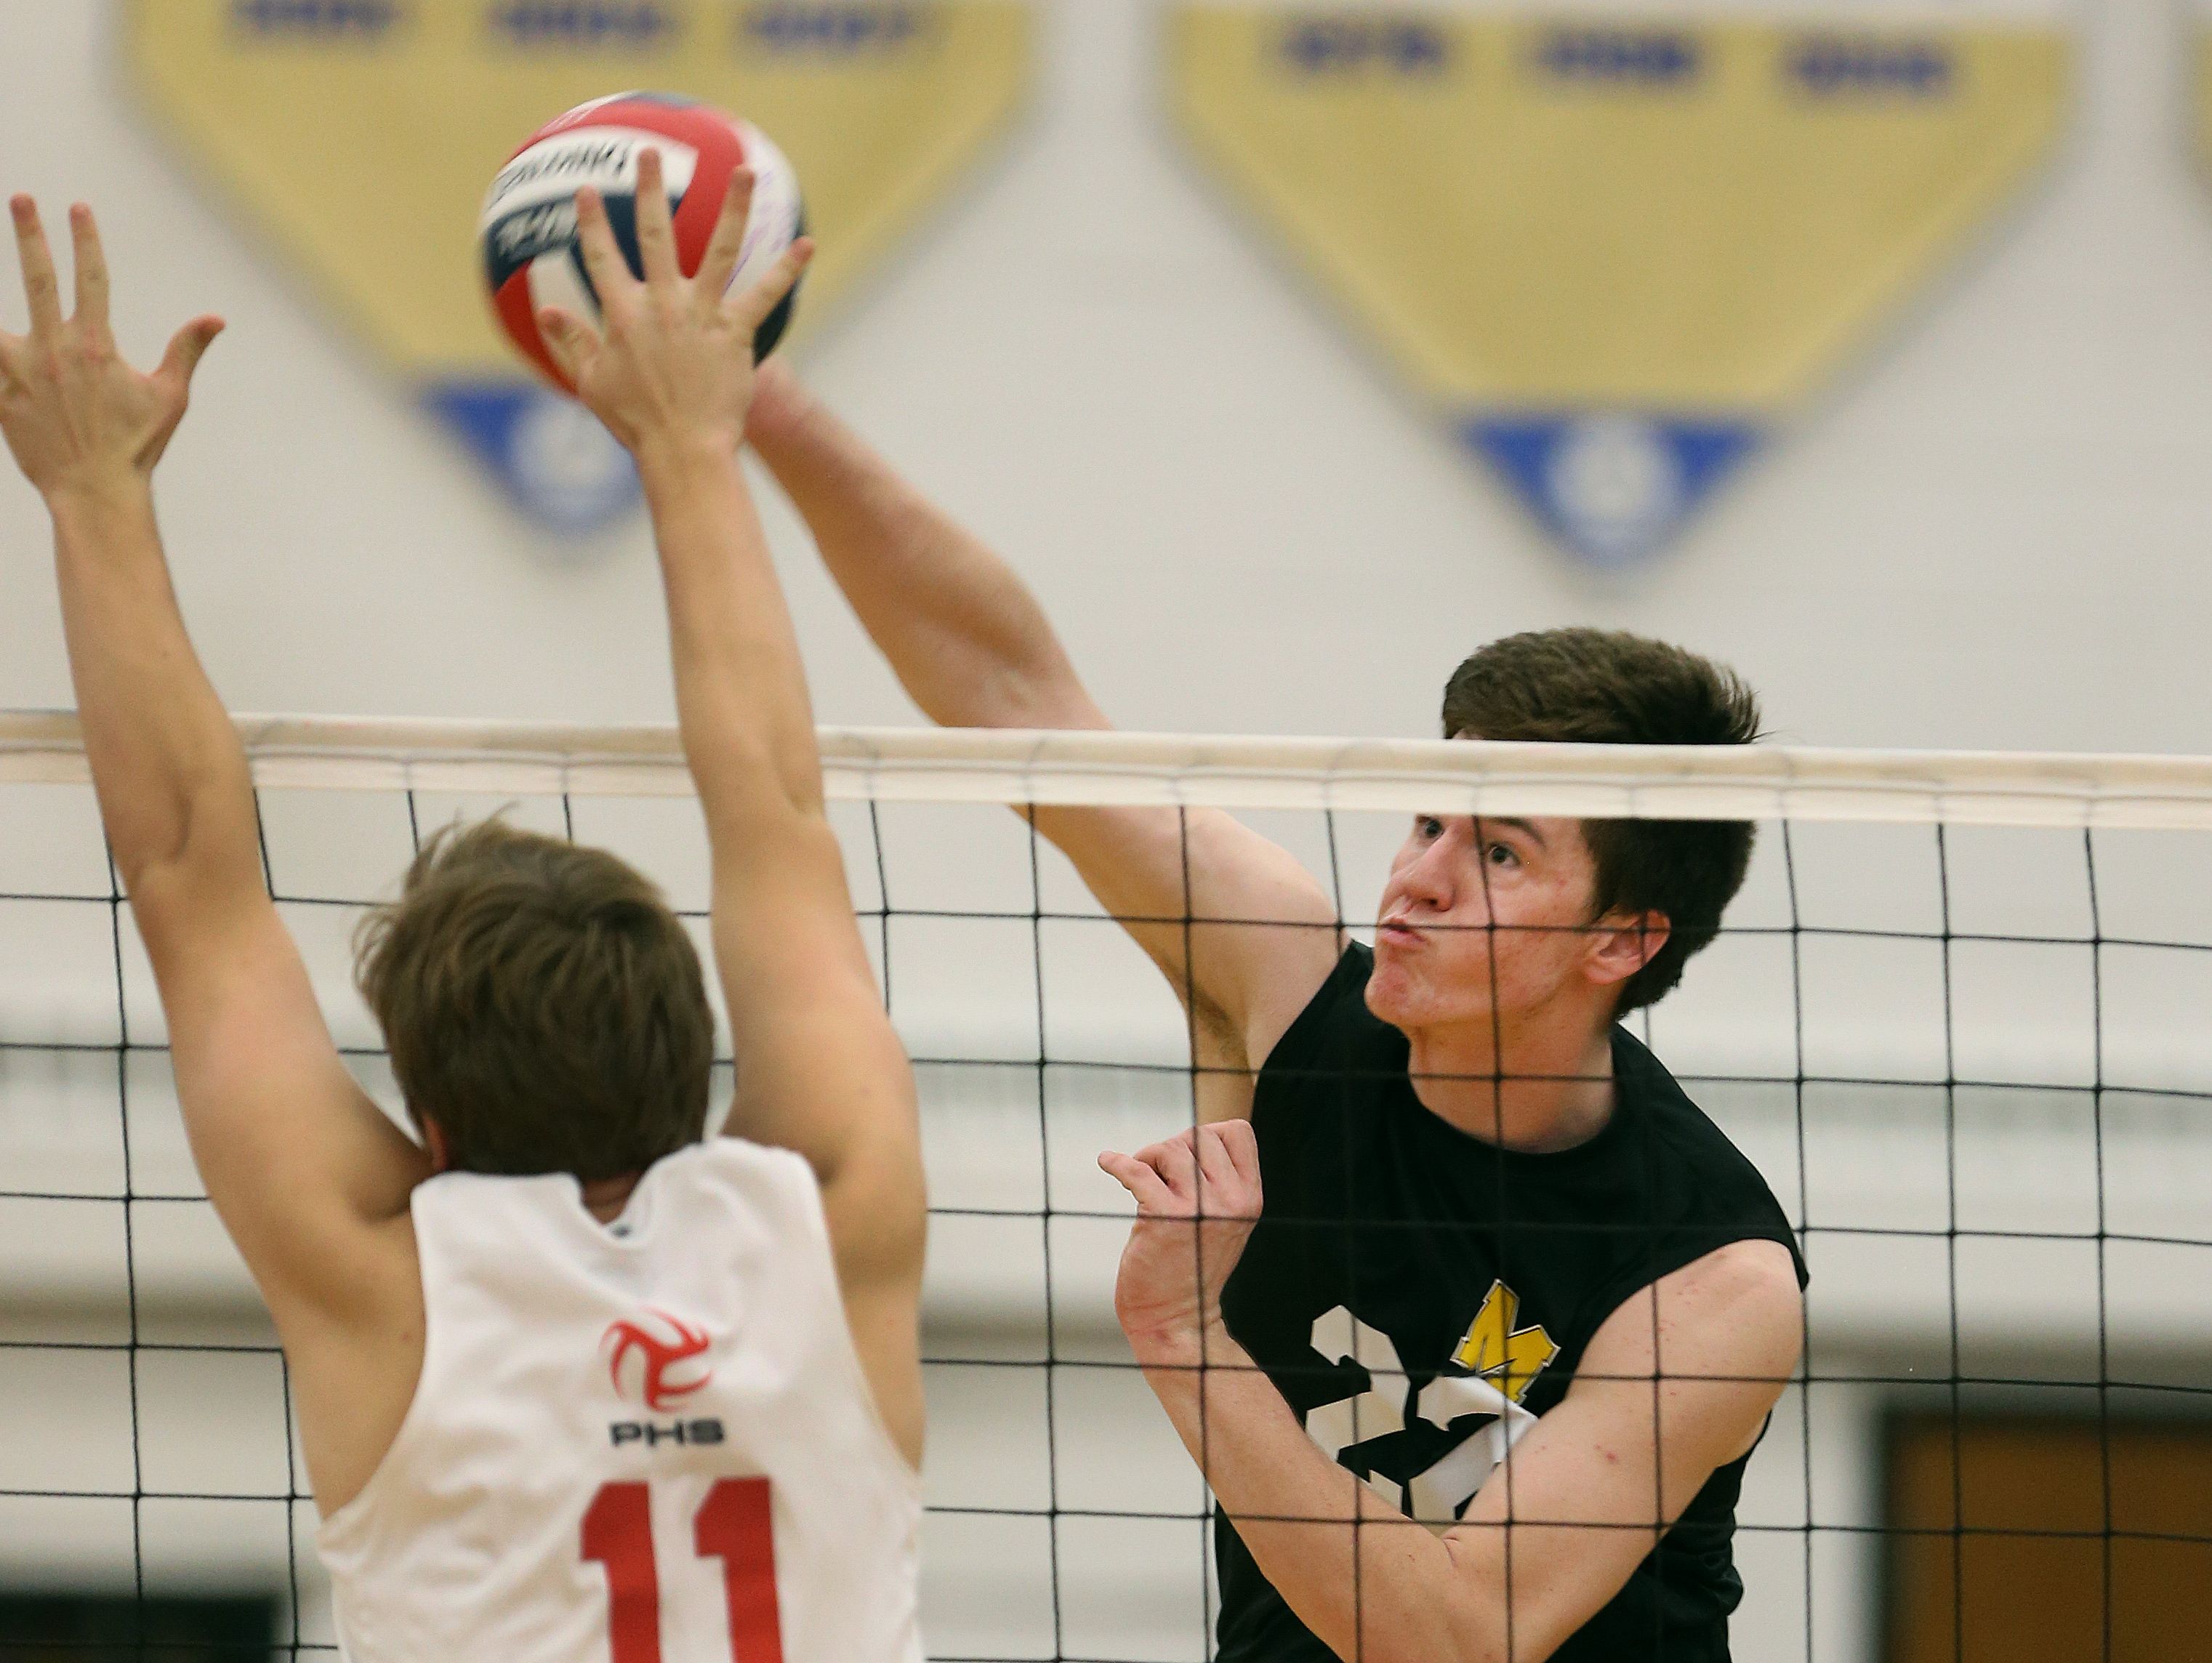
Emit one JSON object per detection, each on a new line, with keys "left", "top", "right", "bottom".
{"left": 480, "top": 92, "right": 805, "bottom": 395}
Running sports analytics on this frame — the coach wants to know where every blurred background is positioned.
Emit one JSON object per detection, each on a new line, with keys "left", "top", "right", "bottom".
{"left": 1, "top": 0, "right": 2210, "bottom": 752}
{"left": 1, "top": 0, "right": 2211, "bottom": 1659}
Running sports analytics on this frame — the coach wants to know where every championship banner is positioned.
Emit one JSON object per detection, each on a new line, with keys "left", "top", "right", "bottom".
{"left": 1170, "top": 4, "right": 2070, "bottom": 568}
{"left": 126, "top": 1, "right": 1032, "bottom": 532}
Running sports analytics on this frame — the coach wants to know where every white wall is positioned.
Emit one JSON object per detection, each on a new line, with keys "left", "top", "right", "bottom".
{"left": 2, "top": 0, "right": 2212, "bottom": 754}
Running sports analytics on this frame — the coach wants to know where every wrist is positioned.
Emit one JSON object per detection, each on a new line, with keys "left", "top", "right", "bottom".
{"left": 44, "top": 468, "right": 154, "bottom": 522}
{"left": 632, "top": 427, "right": 743, "bottom": 493}
{"left": 1125, "top": 1311, "right": 1236, "bottom": 1373}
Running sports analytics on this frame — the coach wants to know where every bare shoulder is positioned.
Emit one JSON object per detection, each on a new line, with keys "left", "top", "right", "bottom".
{"left": 1571, "top": 1240, "right": 1802, "bottom": 1474}
{"left": 1589, "top": 1238, "right": 1803, "bottom": 1373}
{"left": 1668, "top": 1238, "right": 1803, "bottom": 1330}
{"left": 1151, "top": 808, "right": 1345, "bottom": 1044}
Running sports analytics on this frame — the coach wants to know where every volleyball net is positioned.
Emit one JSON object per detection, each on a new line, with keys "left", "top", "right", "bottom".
{"left": 1, "top": 714, "right": 2209, "bottom": 1659}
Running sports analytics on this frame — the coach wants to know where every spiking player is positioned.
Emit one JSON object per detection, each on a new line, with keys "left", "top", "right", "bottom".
{"left": 0, "top": 163, "right": 925, "bottom": 1662}
{"left": 744, "top": 370, "right": 1808, "bottom": 1662}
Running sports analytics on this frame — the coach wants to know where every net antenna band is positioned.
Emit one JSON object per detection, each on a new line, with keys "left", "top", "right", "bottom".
{"left": 5, "top": 709, "right": 2212, "bottom": 829}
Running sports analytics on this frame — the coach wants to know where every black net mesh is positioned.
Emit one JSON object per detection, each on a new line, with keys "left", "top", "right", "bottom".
{"left": 1, "top": 762, "right": 2208, "bottom": 1660}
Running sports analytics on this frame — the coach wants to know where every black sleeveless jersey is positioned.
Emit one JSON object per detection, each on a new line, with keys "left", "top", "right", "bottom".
{"left": 1215, "top": 945, "right": 1806, "bottom": 1663}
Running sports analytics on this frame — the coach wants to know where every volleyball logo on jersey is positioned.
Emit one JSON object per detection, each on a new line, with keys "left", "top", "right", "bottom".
{"left": 1306, "top": 1280, "right": 1559, "bottom": 1526}
{"left": 603, "top": 1310, "right": 715, "bottom": 1413}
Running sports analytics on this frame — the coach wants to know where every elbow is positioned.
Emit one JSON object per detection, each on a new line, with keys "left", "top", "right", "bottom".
{"left": 1337, "top": 1591, "right": 1508, "bottom": 1663}
{"left": 971, "top": 658, "right": 1109, "bottom": 734}
{"left": 1357, "top": 1625, "right": 1505, "bottom": 1663}
{"left": 1428, "top": 1546, "right": 1549, "bottom": 1663}
{"left": 1429, "top": 1619, "right": 1519, "bottom": 1663}
{"left": 688, "top": 731, "right": 828, "bottom": 828}
{"left": 902, "top": 656, "right": 1089, "bottom": 734}
{"left": 113, "top": 776, "right": 260, "bottom": 903}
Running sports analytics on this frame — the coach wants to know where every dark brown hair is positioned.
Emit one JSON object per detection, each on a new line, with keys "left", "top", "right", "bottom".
{"left": 1441, "top": 628, "right": 1761, "bottom": 1015}
{"left": 355, "top": 819, "right": 715, "bottom": 1180}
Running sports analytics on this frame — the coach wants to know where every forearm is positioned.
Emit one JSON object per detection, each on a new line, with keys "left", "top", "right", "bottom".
{"left": 748, "top": 384, "right": 1103, "bottom": 731}
{"left": 638, "top": 440, "right": 824, "bottom": 826}
{"left": 1138, "top": 1327, "right": 1502, "bottom": 1663}
{"left": 48, "top": 481, "right": 257, "bottom": 894}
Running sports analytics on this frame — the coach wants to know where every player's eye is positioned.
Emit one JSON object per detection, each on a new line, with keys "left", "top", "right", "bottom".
{"left": 1416, "top": 816, "right": 1445, "bottom": 839}
{"left": 1484, "top": 841, "right": 1519, "bottom": 869}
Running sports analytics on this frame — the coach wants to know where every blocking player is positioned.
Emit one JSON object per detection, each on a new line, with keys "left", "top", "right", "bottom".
{"left": 0, "top": 166, "right": 924, "bottom": 1662}
{"left": 746, "top": 368, "right": 1806, "bottom": 1662}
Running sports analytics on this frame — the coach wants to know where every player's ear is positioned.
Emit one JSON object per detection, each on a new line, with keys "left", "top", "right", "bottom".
{"left": 1585, "top": 908, "right": 1669, "bottom": 990}
{"left": 421, "top": 1118, "right": 454, "bottom": 1175}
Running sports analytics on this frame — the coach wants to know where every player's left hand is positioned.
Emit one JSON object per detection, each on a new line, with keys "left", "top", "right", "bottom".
{"left": 0, "top": 197, "right": 223, "bottom": 503}
{"left": 1099, "top": 1120, "right": 1263, "bottom": 1358}
{"left": 539, "top": 151, "right": 812, "bottom": 465}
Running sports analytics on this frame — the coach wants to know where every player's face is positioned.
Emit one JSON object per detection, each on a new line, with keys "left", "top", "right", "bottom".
{"left": 1364, "top": 813, "right": 1618, "bottom": 1036}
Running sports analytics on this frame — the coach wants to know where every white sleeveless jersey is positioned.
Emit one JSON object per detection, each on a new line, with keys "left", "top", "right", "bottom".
{"left": 318, "top": 1139, "right": 922, "bottom": 1663}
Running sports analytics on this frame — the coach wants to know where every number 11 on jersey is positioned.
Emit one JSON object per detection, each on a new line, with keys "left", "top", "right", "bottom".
{"left": 582, "top": 1478, "right": 786, "bottom": 1662}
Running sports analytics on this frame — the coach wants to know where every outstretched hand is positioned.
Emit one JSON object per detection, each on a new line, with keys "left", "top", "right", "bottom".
{"left": 539, "top": 152, "right": 813, "bottom": 464}
{"left": 1099, "top": 1119, "right": 1264, "bottom": 1360}
{"left": 0, "top": 197, "right": 222, "bottom": 502}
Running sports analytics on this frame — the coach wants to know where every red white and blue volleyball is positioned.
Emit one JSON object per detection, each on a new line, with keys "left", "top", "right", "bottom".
{"left": 480, "top": 92, "right": 806, "bottom": 395}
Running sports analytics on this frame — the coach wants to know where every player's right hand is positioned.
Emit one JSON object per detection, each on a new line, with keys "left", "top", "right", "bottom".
{"left": 1100, "top": 1119, "right": 1264, "bottom": 1361}
{"left": 0, "top": 198, "right": 222, "bottom": 504}
{"left": 539, "top": 152, "right": 812, "bottom": 467}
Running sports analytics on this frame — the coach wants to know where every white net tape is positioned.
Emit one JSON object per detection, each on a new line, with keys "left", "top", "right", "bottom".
{"left": 9, "top": 711, "right": 2212, "bottom": 826}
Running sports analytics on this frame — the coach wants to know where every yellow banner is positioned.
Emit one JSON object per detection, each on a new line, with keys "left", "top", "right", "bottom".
{"left": 128, "top": 0, "right": 1032, "bottom": 530}
{"left": 1173, "top": 8, "right": 2067, "bottom": 565}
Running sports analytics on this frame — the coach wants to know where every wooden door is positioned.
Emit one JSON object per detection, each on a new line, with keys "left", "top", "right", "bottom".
{"left": 1887, "top": 1414, "right": 2212, "bottom": 1662}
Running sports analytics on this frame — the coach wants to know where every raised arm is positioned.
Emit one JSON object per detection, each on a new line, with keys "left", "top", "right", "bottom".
{"left": 747, "top": 370, "right": 1340, "bottom": 1111}
{"left": 0, "top": 199, "right": 427, "bottom": 1352}
{"left": 538, "top": 160, "right": 925, "bottom": 1463}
